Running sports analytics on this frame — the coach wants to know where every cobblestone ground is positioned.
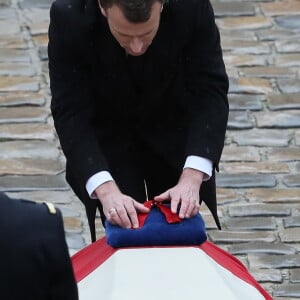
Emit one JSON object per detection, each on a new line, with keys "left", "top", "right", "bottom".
{"left": 0, "top": 0, "right": 299, "bottom": 298}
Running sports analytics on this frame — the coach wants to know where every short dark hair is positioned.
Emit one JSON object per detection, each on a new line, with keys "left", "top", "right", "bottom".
{"left": 99, "top": 0, "right": 164, "bottom": 22}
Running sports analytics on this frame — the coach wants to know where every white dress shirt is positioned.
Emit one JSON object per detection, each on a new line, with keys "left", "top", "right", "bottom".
{"left": 86, "top": 155, "right": 212, "bottom": 199}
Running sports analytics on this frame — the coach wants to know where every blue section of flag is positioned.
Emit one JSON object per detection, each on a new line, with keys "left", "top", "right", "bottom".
{"left": 106, "top": 207, "right": 207, "bottom": 248}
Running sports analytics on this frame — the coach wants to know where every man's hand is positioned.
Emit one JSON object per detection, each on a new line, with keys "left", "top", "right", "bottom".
{"left": 154, "top": 168, "right": 204, "bottom": 218}
{"left": 95, "top": 181, "right": 149, "bottom": 228}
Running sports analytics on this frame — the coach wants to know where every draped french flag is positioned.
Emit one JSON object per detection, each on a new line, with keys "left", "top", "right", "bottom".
{"left": 71, "top": 201, "right": 273, "bottom": 300}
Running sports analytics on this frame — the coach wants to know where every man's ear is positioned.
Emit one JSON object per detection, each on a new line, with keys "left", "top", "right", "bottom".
{"left": 99, "top": 5, "right": 107, "bottom": 17}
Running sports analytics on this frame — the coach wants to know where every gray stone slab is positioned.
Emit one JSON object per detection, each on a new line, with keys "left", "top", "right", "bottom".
{"left": 0, "top": 140, "right": 59, "bottom": 159}
{"left": 220, "top": 30, "right": 257, "bottom": 41}
{"left": 278, "top": 79, "right": 300, "bottom": 93}
{"left": 0, "top": 123, "right": 53, "bottom": 140}
{"left": 223, "top": 54, "right": 266, "bottom": 67}
{"left": 222, "top": 145, "right": 260, "bottom": 162}
{"left": 222, "top": 40, "right": 271, "bottom": 54}
{"left": 275, "top": 40, "right": 300, "bottom": 53}
{"left": 231, "top": 129, "right": 293, "bottom": 146}
{"left": 274, "top": 284, "right": 300, "bottom": 298}
{"left": 0, "top": 0, "right": 11, "bottom": 7}
{"left": 23, "top": 8, "right": 50, "bottom": 23}
{"left": 267, "top": 93, "right": 300, "bottom": 111}
{"left": 229, "top": 242, "right": 297, "bottom": 255}
{"left": 220, "top": 161, "right": 289, "bottom": 174}
{"left": 228, "top": 111, "right": 254, "bottom": 129}
{"left": 283, "top": 174, "right": 300, "bottom": 187}
{"left": 0, "top": 8, "right": 15, "bottom": 20}
{"left": 65, "top": 233, "right": 86, "bottom": 250}
{"left": 228, "top": 94, "right": 264, "bottom": 111}
{"left": 284, "top": 216, "right": 300, "bottom": 228}
{"left": 0, "top": 107, "right": 48, "bottom": 123}
{"left": 38, "top": 45, "right": 48, "bottom": 60}
{"left": 217, "top": 16, "right": 272, "bottom": 30}
{"left": 267, "top": 148, "right": 300, "bottom": 162}
{"left": 212, "top": 1, "right": 255, "bottom": 17}
{"left": 0, "top": 35, "right": 26, "bottom": 49}
{"left": 240, "top": 67, "right": 296, "bottom": 79}
{"left": 248, "top": 253, "right": 300, "bottom": 269}
{"left": 256, "top": 29, "right": 300, "bottom": 41}
{"left": 250, "top": 268, "right": 283, "bottom": 283}
{"left": 229, "top": 77, "right": 273, "bottom": 94}
{"left": 0, "top": 92, "right": 45, "bottom": 107}
{"left": 208, "top": 230, "right": 276, "bottom": 244}
{"left": 275, "top": 15, "right": 300, "bottom": 30}
{"left": 246, "top": 188, "right": 300, "bottom": 203}
{"left": 276, "top": 54, "right": 300, "bottom": 67}
{"left": 0, "top": 174, "right": 68, "bottom": 191}
{"left": 29, "top": 21, "right": 49, "bottom": 36}
{"left": 0, "top": 20, "right": 20, "bottom": 35}
{"left": 296, "top": 131, "right": 300, "bottom": 146}
{"left": 0, "top": 77, "right": 39, "bottom": 92}
{"left": 6, "top": 190, "right": 74, "bottom": 204}
{"left": 291, "top": 269, "right": 300, "bottom": 283}
{"left": 0, "top": 49, "right": 30, "bottom": 62}
{"left": 56, "top": 205, "right": 80, "bottom": 218}
{"left": 0, "top": 158, "right": 64, "bottom": 175}
{"left": 19, "top": 0, "right": 53, "bottom": 9}
{"left": 228, "top": 204, "right": 291, "bottom": 217}
{"left": 63, "top": 217, "right": 83, "bottom": 234}
{"left": 0, "top": 63, "right": 36, "bottom": 76}
{"left": 225, "top": 217, "right": 277, "bottom": 230}
{"left": 255, "top": 111, "right": 300, "bottom": 128}
{"left": 216, "top": 173, "right": 277, "bottom": 188}
{"left": 280, "top": 228, "right": 300, "bottom": 243}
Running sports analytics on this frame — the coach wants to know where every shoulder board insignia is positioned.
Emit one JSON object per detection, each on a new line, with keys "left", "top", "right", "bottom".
{"left": 44, "top": 202, "right": 56, "bottom": 215}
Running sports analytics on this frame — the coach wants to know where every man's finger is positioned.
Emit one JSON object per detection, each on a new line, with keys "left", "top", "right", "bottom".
{"left": 117, "top": 207, "right": 132, "bottom": 228}
{"left": 107, "top": 207, "right": 122, "bottom": 226}
{"left": 125, "top": 202, "right": 139, "bottom": 228}
{"left": 170, "top": 196, "right": 180, "bottom": 214}
{"left": 184, "top": 201, "right": 195, "bottom": 218}
{"left": 178, "top": 198, "right": 189, "bottom": 218}
{"left": 154, "top": 190, "right": 170, "bottom": 202}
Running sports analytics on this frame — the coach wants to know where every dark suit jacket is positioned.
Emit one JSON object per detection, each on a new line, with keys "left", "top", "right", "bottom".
{"left": 0, "top": 192, "right": 78, "bottom": 300}
{"left": 48, "top": 0, "right": 229, "bottom": 232}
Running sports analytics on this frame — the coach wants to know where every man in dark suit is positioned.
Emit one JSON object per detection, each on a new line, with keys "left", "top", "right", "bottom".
{"left": 48, "top": 0, "right": 229, "bottom": 242}
{"left": 0, "top": 192, "right": 78, "bottom": 300}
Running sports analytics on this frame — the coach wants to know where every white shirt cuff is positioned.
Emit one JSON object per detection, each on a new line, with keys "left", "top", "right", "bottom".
{"left": 183, "top": 155, "right": 213, "bottom": 181}
{"left": 86, "top": 171, "right": 114, "bottom": 199}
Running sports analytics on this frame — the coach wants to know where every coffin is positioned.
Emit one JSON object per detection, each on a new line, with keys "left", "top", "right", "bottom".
{"left": 71, "top": 202, "right": 273, "bottom": 300}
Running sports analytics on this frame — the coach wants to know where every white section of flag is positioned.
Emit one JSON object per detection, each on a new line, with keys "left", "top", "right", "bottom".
{"left": 78, "top": 247, "right": 265, "bottom": 300}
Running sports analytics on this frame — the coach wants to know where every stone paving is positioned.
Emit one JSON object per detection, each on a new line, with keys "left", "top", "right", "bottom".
{"left": 0, "top": 0, "right": 299, "bottom": 298}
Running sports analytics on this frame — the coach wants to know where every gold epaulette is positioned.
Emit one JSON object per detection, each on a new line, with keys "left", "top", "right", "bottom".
{"left": 44, "top": 202, "right": 56, "bottom": 215}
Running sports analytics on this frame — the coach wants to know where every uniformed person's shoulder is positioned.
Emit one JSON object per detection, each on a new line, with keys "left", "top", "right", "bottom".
{"left": 18, "top": 198, "right": 63, "bottom": 227}
{"left": 0, "top": 192, "right": 66, "bottom": 246}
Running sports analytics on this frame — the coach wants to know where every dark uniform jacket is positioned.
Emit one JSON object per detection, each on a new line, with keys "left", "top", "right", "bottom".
{"left": 48, "top": 0, "right": 229, "bottom": 239}
{"left": 0, "top": 192, "right": 78, "bottom": 300}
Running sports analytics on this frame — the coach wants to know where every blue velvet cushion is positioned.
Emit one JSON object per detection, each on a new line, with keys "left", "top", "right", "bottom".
{"left": 105, "top": 207, "right": 207, "bottom": 248}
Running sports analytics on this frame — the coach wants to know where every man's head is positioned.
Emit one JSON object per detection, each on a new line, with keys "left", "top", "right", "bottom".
{"left": 98, "top": 0, "right": 164, "bottom": 56}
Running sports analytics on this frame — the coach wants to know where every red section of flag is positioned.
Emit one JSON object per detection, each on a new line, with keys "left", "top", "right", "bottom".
{"left": 137, "top": 200, "right": 181, "bottom": 227}
{"left": 71, "top": 238, "right": 116, "bottom": 282}
{"left": 199, "top": 241, "right": 273, "bottom": 300}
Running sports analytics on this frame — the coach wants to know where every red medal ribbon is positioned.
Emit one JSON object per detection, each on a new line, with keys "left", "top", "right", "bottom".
{"left": 137, "top": 200, "right": 181, "bottom": 228}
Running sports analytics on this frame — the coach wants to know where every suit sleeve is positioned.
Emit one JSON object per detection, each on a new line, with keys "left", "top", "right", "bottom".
{"left": 183, "top": 0, "right": 229, "bottom": 170}
{"left": 48, "top": 2, "right": 109, "bottom": 187}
